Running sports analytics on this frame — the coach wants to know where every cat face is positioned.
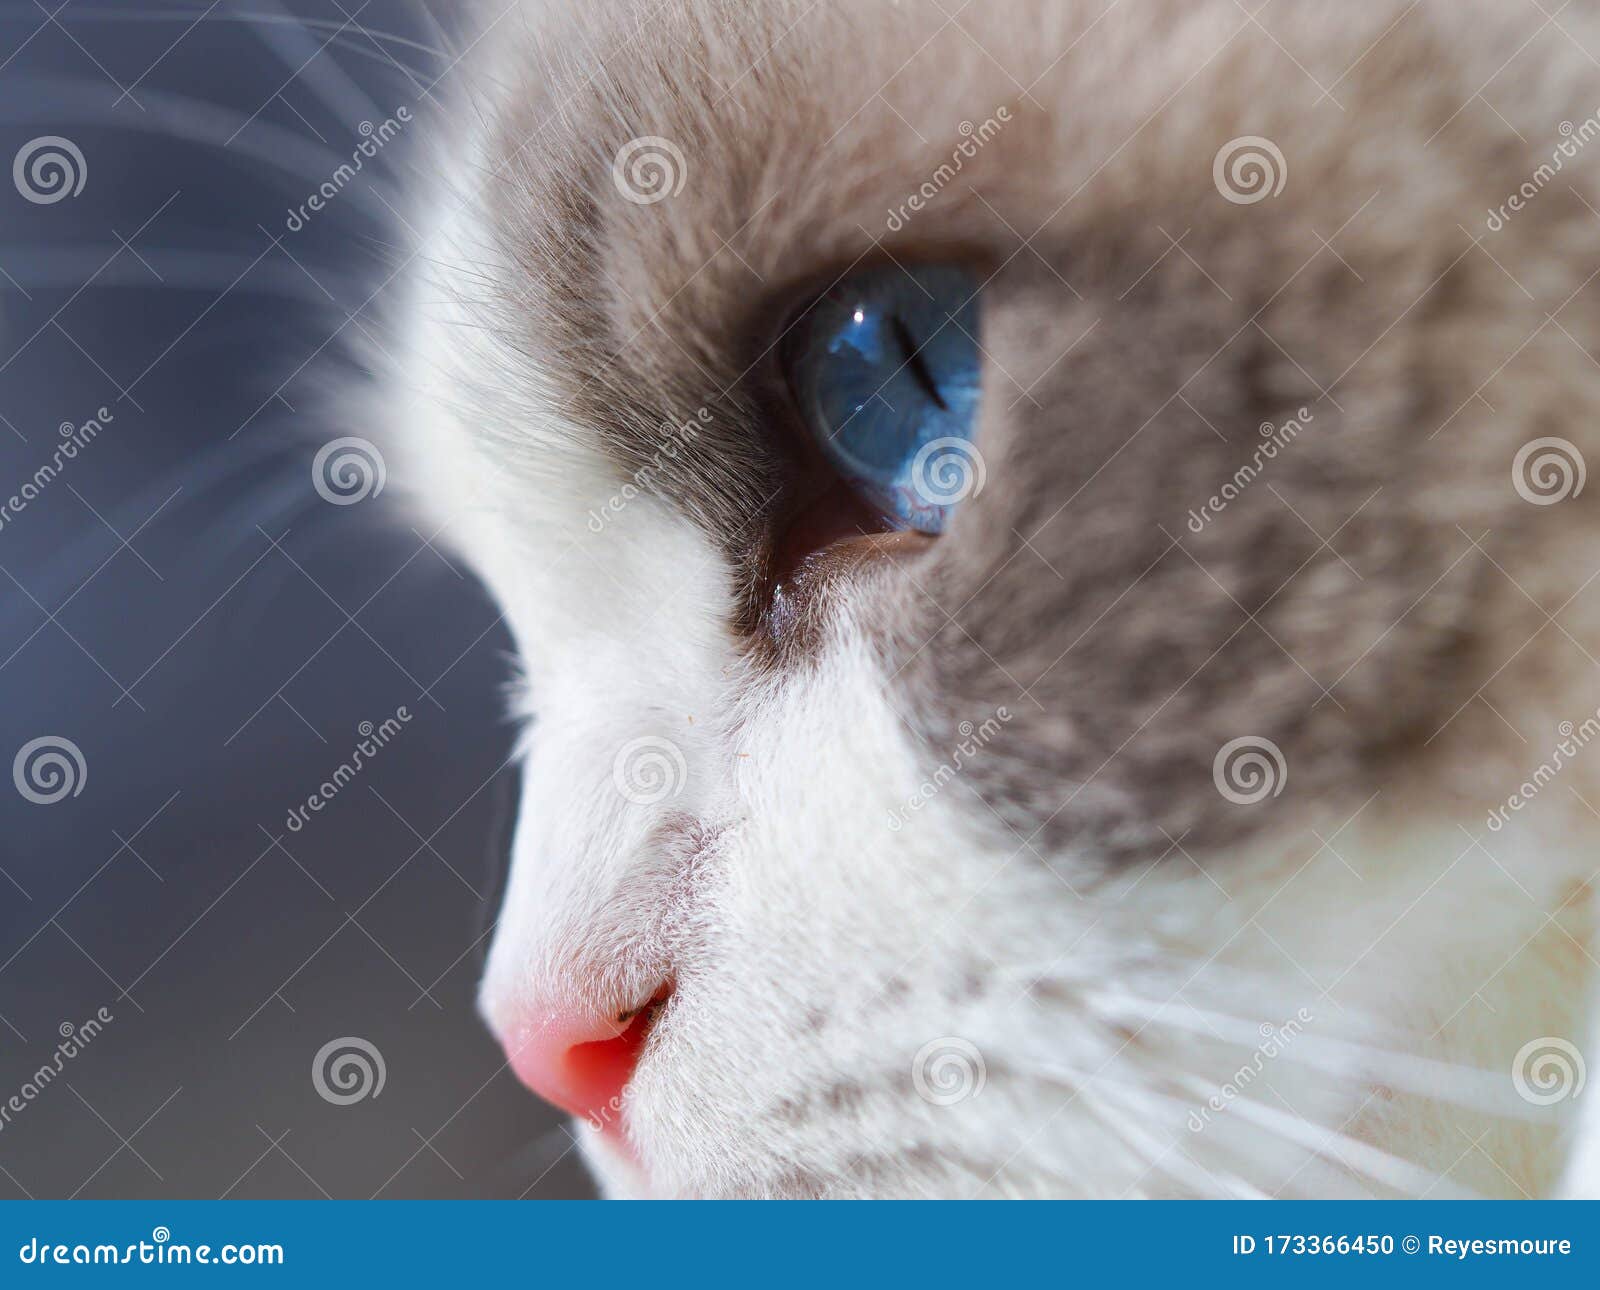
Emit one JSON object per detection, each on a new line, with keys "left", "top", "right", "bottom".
{"left": 386, "top": 0, "right": 1600, "bottom": 1196}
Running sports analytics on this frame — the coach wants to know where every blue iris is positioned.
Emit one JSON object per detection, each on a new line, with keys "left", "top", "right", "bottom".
{"left": 783, "top": 264, "right": 982, "bottom": 533}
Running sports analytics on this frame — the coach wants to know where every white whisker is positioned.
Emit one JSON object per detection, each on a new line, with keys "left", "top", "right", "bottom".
{"left": 55, "top": 7, "right": 448, "bottom": 61}
{"left": 246, "top": 0, "right": 391, "bottom": 130}
{"left": 1097, "top": 991, "right": 1537, "bottom": 1124}
{"left": 1170, "top": 1075, "right": 1477, "bottom": 1199}
{"left": 10, "top": 76, "right": 402, "bottom": 213}
{"left": 1080, "top": 1080, "right": 1270, "bottom": 1199}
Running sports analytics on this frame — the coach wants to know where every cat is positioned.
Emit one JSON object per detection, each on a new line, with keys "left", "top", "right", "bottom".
{"left": 377, "top": 0, "right": 1600, "bottom": 1197}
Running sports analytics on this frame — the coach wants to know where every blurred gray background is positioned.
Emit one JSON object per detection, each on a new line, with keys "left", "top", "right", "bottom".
{"left": 0, "top": 0, "right": 591, "bottom": 1198}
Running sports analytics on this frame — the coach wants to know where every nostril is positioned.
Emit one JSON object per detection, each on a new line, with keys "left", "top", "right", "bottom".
{"left": 500, "top": 984, "right": 672, "bottom": 1136}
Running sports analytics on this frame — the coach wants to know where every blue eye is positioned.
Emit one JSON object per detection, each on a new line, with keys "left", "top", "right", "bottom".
{"left": 782, "top": 264, "right": 982, "bottom": 534}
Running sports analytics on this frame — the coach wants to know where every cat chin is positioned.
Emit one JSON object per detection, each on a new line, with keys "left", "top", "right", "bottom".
{"left": 575, "top": 1127, "right": 652, "bottom": 1199}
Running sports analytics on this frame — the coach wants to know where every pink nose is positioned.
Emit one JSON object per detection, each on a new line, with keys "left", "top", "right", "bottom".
{"left": 500, "top": 988, "right": 668, "bottom": 1134}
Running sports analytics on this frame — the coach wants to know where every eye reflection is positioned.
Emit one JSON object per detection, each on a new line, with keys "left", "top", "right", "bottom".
{"left": 781, "top": 264, "right": 982, "bottom": 534}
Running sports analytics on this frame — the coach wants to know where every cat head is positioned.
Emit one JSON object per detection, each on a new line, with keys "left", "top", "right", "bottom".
{"left": 381, "top": 0, "right": 1600, "bottom": 1196}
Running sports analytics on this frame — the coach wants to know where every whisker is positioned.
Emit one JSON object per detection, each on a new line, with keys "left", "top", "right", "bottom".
{"left": 1168, "top": 1075, "right": 1477, "bottom": 1199}
{"left": 1096, "top": 991, "right": 1538, "bottom": 1124}
{"left": 1, "top": 246, "right": 366, "bottom": 302}
{"left": 245, "top": 0, "right": 393, "bottom": 131}
{"left": 403, "top": 0, "right": 460, "bottom": 62}
{"left": 1079, "top": 1080, "right": 1270, "bottom": 1199}
{"left": 9, "top": 76, "right": 402, "bottom": 215}
{"left": 53, "top": 7, "right": 448, "bottom": 62}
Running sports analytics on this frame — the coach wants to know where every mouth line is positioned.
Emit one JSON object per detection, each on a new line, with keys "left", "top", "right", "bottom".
{"left": 575, "top": 980, "right": 676, "bottom": 1155}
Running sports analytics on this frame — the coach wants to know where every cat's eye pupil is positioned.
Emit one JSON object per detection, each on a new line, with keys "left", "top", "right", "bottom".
{"left": 893, "top": 314, "right": 951, "bottom": 411}
{"left": 782, "top": 264, "right": 982, "bottom": 534}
